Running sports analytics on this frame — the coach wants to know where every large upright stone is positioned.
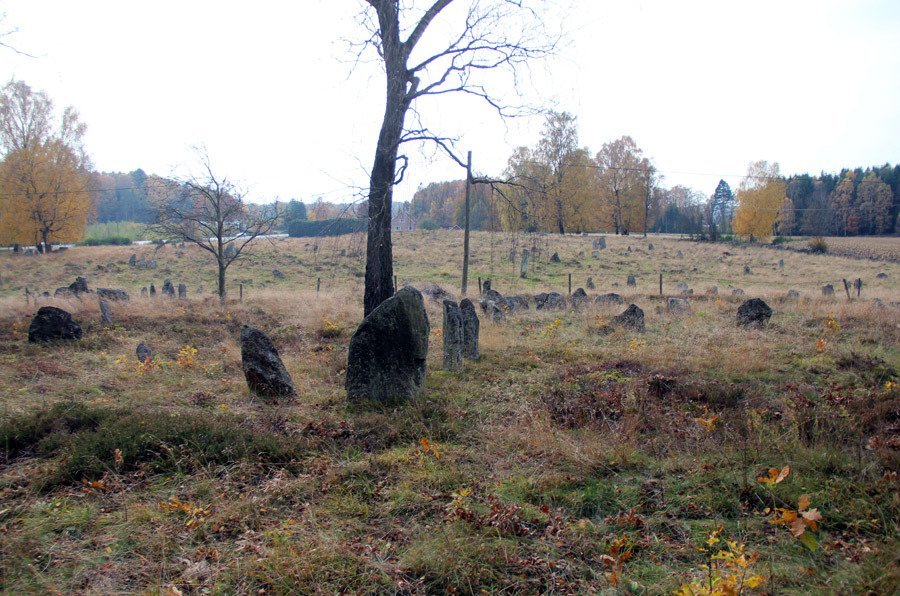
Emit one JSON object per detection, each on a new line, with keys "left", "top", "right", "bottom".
{"left": 519, "top": 249, "right": 530, "bottom": 279}
{"left": 535, "top": 292, "right": 566, "bottom": 310}
{"left": 442, "top": 300, "right": 463, "bottom": 371}
{"left": 162, "top": 279, "right": 175, "bottom": 298}
{"left": 28, "top": 306, "right": 82, "bottom": 343}
{"left": 241, "top": 325, "right": 295, "bottom": 400}
{"left": 586, "top": 277, "right": 596, "bottom": 290}
{"left": 178, "top": 283, "right": 187, "bottom": 299}
{"left": 736, "top": 298, "right": 772, "bottom": 328}
{"left": 136, "top": 342, "right": 153, "bottom": 363}
{"left": 129, "top": 254, "right": 137, "bottom": 267}
{"left": 346, "top": 287, "right": 430, "bottom": 403}
{"left": 459, "top": 298, "right": 480, "bottom": 360}
{"left": 627, "top": 275, "right": 637, "bottom": 288}
{"left": 69, "top": 276, "right": 90, "bottom": 295}
{"left": 550, "top": 252, "right": 561, "bottom": 263}
{"left": 149, "top": 284, "right": 157, "bottom": 298}
{"left": 822, "top": 284, "right": 835, "bottom": 297}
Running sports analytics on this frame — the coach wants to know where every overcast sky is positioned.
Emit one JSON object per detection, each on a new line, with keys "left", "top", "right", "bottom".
{"left": 3, "top": 0, "right": 899, "bottom": 204}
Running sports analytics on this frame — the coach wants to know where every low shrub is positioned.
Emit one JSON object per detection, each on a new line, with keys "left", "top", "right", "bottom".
{"left": 0, "top": 403, "right": 304, "bottom": 487}
{"left": 808, "top": 236, "right": 828, "bottom": 253}
{"left": 78, "top": 236, "right": 133, "bottom": 246}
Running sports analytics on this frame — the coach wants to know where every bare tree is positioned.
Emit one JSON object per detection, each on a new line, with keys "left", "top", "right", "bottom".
{"left": 149, "top": 153, "right": 279, "bottom": 303}
{"left": 355, "top": 0, "right": 558, "bottom": 315}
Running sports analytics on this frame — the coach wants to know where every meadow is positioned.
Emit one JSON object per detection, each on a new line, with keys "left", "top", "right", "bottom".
{"left": 0, "top": 231, "right": 897, "bottom": 594}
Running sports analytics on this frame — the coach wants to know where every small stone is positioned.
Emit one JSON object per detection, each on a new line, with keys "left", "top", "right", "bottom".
{"left": 178, "top": 283, "right": 187, "bottom": 299}
{"left": 162, "top": 280, "right": 175, "bottom": 297}
{"left": 550, "top": 252, "right": 561, "bottom": 263}
{"left": 595, "top": 293, "right": 624, "bottom": 306}
{"left": 28, "top": 306, "right": 82, "bottom": 343}
{"left": 149, "top": 284, "right": 157, "bottom": 298}
{"left": 778, "top": 259, "right": 784, "bottom": 269}
{"left": 136, "top": 342, "right": 153, "bottom": 363}
{"left": 743, "top": 265, "right": 752, "bottom": 274}
{"left": 129, "top": 254, "right": 137, "bottom": 267}
{"left": 535, "top": 292, "right": 566, "bottom": 310}
{"left": 822, "top": 284, "right": 835, "bottom": 297}
{"left": 737, "top": 298, "right": 772, "bottom": 328}
{"left": 97, "top": 288, "right": 129, "bottom": 301}
{"left": 667, "top": 297, "right": 692, "bottom": 316}
{"left": 705, "top": 286, "right": 718, "bottom": 296}
{"left": 272, "top": 269, "right": 285, "bottom": 279}
{"left": 592, "top": 250, "right": 599, "bottom": 259}
{"left": 613, "top": 304, "right": 645, "bottom": 332}
{"left": 648, "top": 243, "right": 654, "bottom": 250}
{"left": 876, "top": 272, "right": 888, "bottom": 279}
{"left": 141, "top": 287, "right": 148, "bottom": 298}
{"left": 421, "top": 283, "right": 451, "bottom": 302}
{"left": 627, "top": 275, "right": 636, "bottom": 288}
{"left": 732, "top": 288, "right": 745, "bottom": 296}
{"left": 99, "top": 298, "right": 112, "bottom": 326}
{"left": 676, "top": 250, "right": 684, "bottom": 258}
{"left": 571, "top": 288, "right": 588, "bottom": 308}
{"left": 786, "top": 289, "right": 800, "bottom": 300}
{"left": 68, "top": 276, "right": 90, "bottom": 295}
{"left": 586, "top": 277, "right": 596, "bottom": 290}
{"left": 241, "top": 325, "right": 295, "bottom": 400}
{"left": 506, "top": 295, "right": 530, "bottom": 313}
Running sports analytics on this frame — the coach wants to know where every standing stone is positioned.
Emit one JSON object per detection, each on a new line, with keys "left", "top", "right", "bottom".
{"left": 241, "top": 325, "right": 295, "bottom": 400}
{"left": 141, "top": 287, "right": 148, "bottom": 298}
{"left": 508, "top": 248, "right": 517, "bottom": 263}
{"left": 178, "top": 283, "right": 187, "bottom": 299}
{"left": 675, "top": 282, "right": 690, "bottom": 295}
{"left": 667, "top": 297, "right": 692, "bottom": 316}
{"left": 506, "top": 295, "right": 530, "bottom": 313}
{"left": 592, "top": 250, "right": 599, "bottom": 259}
{"left": 28, "top": 306, "right": 82, "bottom": 343}
{"left": 705, "top": 286, "right": 719, "bottom": 296}
{"left": 459, "top": 298, "right": 480, "bottom": 360}
{"left": 627, "top": 275, "right": 636, "bottom": 288}
{"left": 481, "top": 279, "right": 492, "bottom": 294}
{"left": 346, "top": 287, "right": 429, "bottom": 403}
{"left": 586, "top": 277, "right": 596, "bottom": 290}
{"left": 822, "top": 284, "right": 835, "bottom": 297}
{"left": 550, "top": 252, "right": 561, "bottom": 263}
{"left": 99, "top": 298, "right": 112, "bottom": 326}
{"left": 519, "top": 249, "right": 530, "bottom": 279}
{"left": 648, "top": 243, "right": 654, "bottom": 250}
{"left": 613, "top": 304, "right": 645, "bottom": 332}
{"left": 778, "top": 259, "right": 784, "bottom": 269}
{"left": 136, "top": 342, "right": 153, "bottom": 363}
{"left": 149, "top": 284, "right": 157, "bottom": 298}
{"left": 598, "top": 237, "right": 606, "bottom": 249}
{"left": 272, "top": 269, "right": 285, "bottom": 279}
{"left": 743, "top": 265, "right": 752, "bottom": 275}
{"left": 737, "top": 298, "right": 772, "bottom": 328}
{"left": 129, "top": 254, "right": 137, "bottom": 267}
{"left": 676, "top": 250, "right": 684, "bottom": 258}
{"left": 732, "top": 288, "right": 745, "bottom": 296}
{"left": 485, "top": 300, "right": 505, "bottom": 322}
{"left": 162, "top": 279, "right": 175, "bottom": 297}
{"left": 442, "top": 300, "right": 464, "bottom": 371}
{"left": 876, "top": 272, "right": 888, "bottom": 279}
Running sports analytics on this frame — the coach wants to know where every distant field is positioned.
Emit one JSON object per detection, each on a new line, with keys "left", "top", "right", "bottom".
{"left": 0, "top": 231, "right": 897, "bottom": 593}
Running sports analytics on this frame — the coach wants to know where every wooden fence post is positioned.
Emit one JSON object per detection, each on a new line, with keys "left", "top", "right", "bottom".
{"left": 659, "top": 273, "right": 663, "bottom": 296}
{"left": 316, "top": 277, "right": 321, "bottom": 293}
{"left": 568, "top": 273, "right": 572, "bottom": 295}
{"left": 239, "top": 283, "right": 243, "bottom": 302}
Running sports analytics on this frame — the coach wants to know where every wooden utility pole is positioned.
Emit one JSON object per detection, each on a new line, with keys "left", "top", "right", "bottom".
{"left": 461, "top": 151, "right": 473, "bottom": 296}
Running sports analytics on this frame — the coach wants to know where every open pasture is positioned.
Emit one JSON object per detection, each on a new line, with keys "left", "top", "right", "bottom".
{"left": 0, "top": 232, "right": 898, "bottom": 593}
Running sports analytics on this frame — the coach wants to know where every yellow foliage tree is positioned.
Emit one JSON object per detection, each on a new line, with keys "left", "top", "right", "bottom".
{"left": 0, "top": 80, "right": 92, "bottom": 248}
{"left": 732, "top": 161, "right": 786, "bottom": 240}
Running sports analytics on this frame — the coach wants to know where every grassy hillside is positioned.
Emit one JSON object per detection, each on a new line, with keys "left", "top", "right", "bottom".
{"left": 0, "top": 232, "right": 897, "bottom": 593}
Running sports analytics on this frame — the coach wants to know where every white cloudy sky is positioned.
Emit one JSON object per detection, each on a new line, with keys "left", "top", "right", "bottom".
{"left": 3, "top": 0, "right": 899, "bottom": 204}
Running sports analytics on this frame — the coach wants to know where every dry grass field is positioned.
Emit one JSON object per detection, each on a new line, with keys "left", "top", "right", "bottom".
{"left": 0, "top": 232, "right": 898, "bottom": 594}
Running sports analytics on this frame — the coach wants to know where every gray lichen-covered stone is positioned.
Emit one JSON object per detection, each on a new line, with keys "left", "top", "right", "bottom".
{"left": 241, "top": 325, "right": 295, "bottom": 400}
{"left": 442, "top": 300, "right": 463, "bottom": 371}
{"left": 28, "top": 306, "right": 82, "bottom": 343}
{"left": 571, "top": 288, "right": 589, "bottom": 308}
{"left": 822, "top": 284, "right": 835, "bottom": 297}
{"left": 737, "top": 298, "right": 772, "bottom": 328}
{"left": 460, "top": 298, "right": 480, "bottom": 360}
{"left": 97, "top": 288, "right": 129, "bottom": 301}
{"left": 162, "top": 279, "right": 175, "bottom": 297}
{"left": 595, "top": 293, "right": 624, "bottom": 306}
{"left": 627, "top": 275, "right": 636, "bottom": 287}
{"left": 667, "top": 297, "right": 692, "bottom": 316}
{"left": 178, "top": 283, "right": 187, "bottom": 299}
{"left": 99, "top": 298, "right": 112, "bottom": 325}
{"left": 346, "top": 287, "right": 429, "bottom": 404}
{"left": 586, "top": 277, "right": 596, "bottom": 290}
{"left": 535, "top": 292, "right": 566, "bottom": 310}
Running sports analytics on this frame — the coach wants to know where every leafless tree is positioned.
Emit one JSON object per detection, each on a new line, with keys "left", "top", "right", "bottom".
{"left": 355, "top": 0, "right": 559, "bottom": 315}
{"left": 149, "top": 152, "right": 280, "bottom": 303}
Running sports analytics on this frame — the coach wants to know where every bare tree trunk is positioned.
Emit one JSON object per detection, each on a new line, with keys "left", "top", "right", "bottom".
{"left": 364, "top": 10, "right": 408, "bottom": 317}
{"left": 218, "top": 260, "right": 226, "bottom": 303}
{"left": 41, "top": 228, "right": 51, "bottom": 252}
{"left": 461, "top": 151, "right": 472, "bottom": 296}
